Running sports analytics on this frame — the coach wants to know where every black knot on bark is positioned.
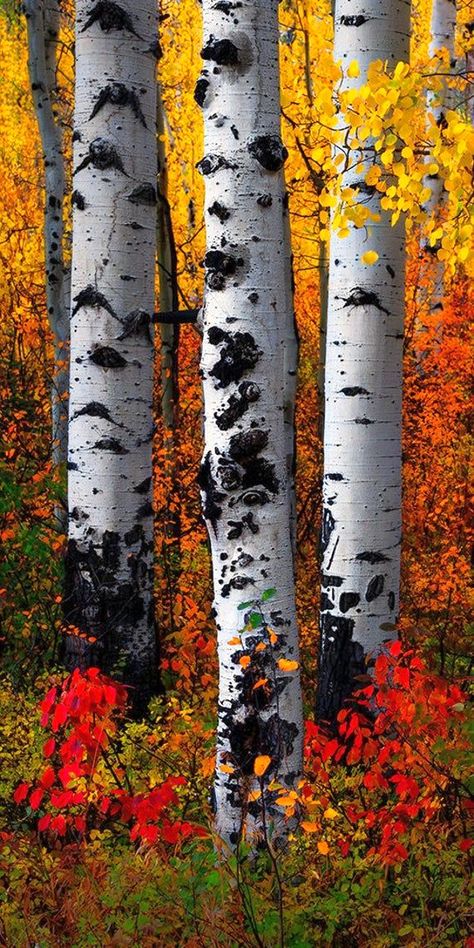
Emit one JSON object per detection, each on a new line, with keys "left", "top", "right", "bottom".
{"left": 340, "top": 14, "right": 368, "bottom": 26}
{"left": 71, "top": 190, "right": 86, "bottom": 210}
{"left": 72, "top": 285, "right": 116, "bottom": 318}
{"left": 194, "top": 77, "right": 210, "bottom": 108}
{"left": 82, "top": 0, "right": 139, "bottom": 35}
{"left": 208, "top": 200, "right": 231, "bottom": 222}
{"left": 209, "top": 331, "right": 262, "bottom": 387}
{"left": 117, "top": 310, "right": 151, "bottom": 341}
{"left": 89, "top": 83, "right": 146, "bottom": 126}
{"left": 127, "top": 183, "right": 157, "bottom": 205}
{"left": 228, "top": 428, "right": 268, "bottom": 462}
{"left": 93, "top": 437, "right": 128, "bottom": 454}
{"left": 197, "top": 153, "right": 238, "bottom": 176}
{"left": 90, "top": 345, "right": 127, "bottom": 368}
{"left": 75, "top": 138, "right": 127, "bottom": 175}
{"left": 248, "top": 135, "right": 288, "bottom": 172}
{"left": 201, "top": 35, "right": 240, "bottom": 66}
{"left": 204, "top": 250, "right": 238, "bottom": 291}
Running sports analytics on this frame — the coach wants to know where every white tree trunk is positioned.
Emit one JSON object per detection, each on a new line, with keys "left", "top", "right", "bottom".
{"left": 65, "top": 0, "right": 158, "bottom": 713}
{"left": 317, "top": 0, "right": 411, "bottom": 723}
{"left": 197, "top": 0, "right": 303, "bottom": 848}
{"left": 24, "top": 0, "right": 69, "bottom": 469}
{"left": 423, "top": 0, "right": 457, "bottom": 315}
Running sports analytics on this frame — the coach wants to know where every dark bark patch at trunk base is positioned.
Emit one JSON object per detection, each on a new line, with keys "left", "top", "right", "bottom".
{"left": 316, "top": 613, "right": 366, "bottom": 724}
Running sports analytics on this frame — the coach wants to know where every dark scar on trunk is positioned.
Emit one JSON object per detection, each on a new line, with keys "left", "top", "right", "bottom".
{"left": 89, "top": 83, "right": 146, "bottom": 126}
{"left": 209, "top": 330, "right": 261, "bottom": 387}
{"left": 72, "top": 285, "right": 117, "bottom": 319}
{"left": 316, "top": 614, "right": 366, "bottom": 724}
{"left": 227, "top": 511, "right": 258, "bottom": 539}
{"left": 321, "top": 508, "right": 335, "bottom": 554}
{"left": 221, "top": 575, "right": 254, "bottom": 598}
{"left": 81, "top": 1, "right": 139, "bottom": 35}
{"left": 366, "top": 575, "right": 385, "bottom": 601}
{"left": 340, "top": 14, "right": 369, "bottom": 26}
{"left": 74, "top": 138, "right": 127, "bottom": 175}
{"left": 72, "top": 401, "right": 122, "bottom": 425}
{"left": 201, "top": 36, "right": 240, "bottom": 66}
{"left": 326, "top": 472, "right": 343, "bottom": 481}
{"left": 228, "top": 428, "right": 268, "bottom": 461}
{"left": 386, "top": 264, "right": 395, "bottom": 278}
{"left": 356, "top": 551, "right": 390, "bottom": 563}
{"left": 93, "top": 437, "right": 128, "bottom": 454}
{"left": 197, "top": 153, "right": 238, "bottom": 176}
{"left": 71, "top": 190, "right": 85, "bottom": 210}
{"left": 90, "top": 346, "right": 127, "bottom": 368}
{"left": 343, "top": 288, "right": 389, "bottom": 315}
{"left": 127, "top": 183, "right": 157, "bottom": 205}
{"left": 67, "top": 461, "right": 78, "bottom": 471}
{"left": 339, "top": 592, "right": 360, "bottom": 613}
{"left": 320, "top": 592, "right": 334, "bottom": 611}
{"left": 214, "top": 381, "right": 261, "bottom": 430}
{"left": 388, "top": 591, "right": 395, "bottom": 610}
{"left": 340, "top": 387, "right": 369, "bottom": 396}
{"left": 257, "top": 193, "right": 272, "bottom": 207}
{"left": 194, "top": 77, "right": 209, "bottom": 108}
{"left": 199, "top": 452, "right": 224, "bottom": 531}
{"left": 134, "top": 477, "right": 151, "bottom": 494}
{"left": 136, "top": 501, "right": 153, "bottom": 519}
{"left": 117, "top": 310, "right": 151, "bottom": 341}
{"left": 208, "top": 200, "right": 231, "bottom": 222}
{"left": 204, "top": 250, "right": 239, "bottom": 290}
{"left": 248, "top": 135, "right": 288, "bottom": 172}
{"left": 354, "top": 417, "right": 374, "bottom": 425}
{"left": 322, "top": 574, "right": 344, "bottom": 587}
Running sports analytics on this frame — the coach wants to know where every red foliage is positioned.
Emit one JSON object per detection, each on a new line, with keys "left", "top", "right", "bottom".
{"left": 13, "top": 669, "right": 207, "bottom": 848}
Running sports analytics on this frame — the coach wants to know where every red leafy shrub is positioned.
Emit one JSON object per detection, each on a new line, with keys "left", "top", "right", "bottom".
{"left": 12, "top": 668, "right": 207, "bottom": 847}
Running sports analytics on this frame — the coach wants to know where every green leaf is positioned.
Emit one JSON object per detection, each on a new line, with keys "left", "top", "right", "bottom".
{"left": 262, "top": 587, "right": 277, "bottom": 602}
{"left": 238, "top": 600, "right": 254, "bottom": 611}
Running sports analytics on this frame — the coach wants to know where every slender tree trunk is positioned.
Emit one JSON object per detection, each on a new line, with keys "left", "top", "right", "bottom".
{"left": 423, "top": 0, "right": 457, "bottom": 316}
{"left": 316, "top": 0, "right": 411, "bottom": 724}
{"left": 24, "top": 0, "right": 69, "bottom": 470}
{"left": 64, "top": 0, "right": 158, "bottom": 714}
{"left": 197, "top": 0, "right": 303, "bottom": 848}
{"left": 156, "top": 77, "right": 182, "bottom": 555}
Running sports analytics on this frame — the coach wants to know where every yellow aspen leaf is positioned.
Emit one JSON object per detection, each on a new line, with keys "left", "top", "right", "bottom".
{"left": 347, "top": 59, "right": 360, "bottom": 79}
{"left": 255, "top": 642, "right": 266, "bottom": 652}
{"left": 318, "top": 840, "right": 330, "bottom": 856}
{"left": 220, "top": 764, "right": 235, "bottom": 774}
{"left": 239, "top": 655, "right": 251, "bottom": 668}
{"left": 277, "top": 658, "right": 299, "bottom": 671}
{"left": 227, "top": 637, "right": 241, "bottom": 646}
{"left": 275, "top": 795, "right": 297, "bottom": 807}
{"left": 361, "top": 251, "right": 379, "bottom": 265}
{"left": 269, "top": 630, "right": 278, "bottom": 645}
{"left": 254, "top": 755, "right": 271, "bottom": 777}
{"left": 301, "top": 821, "right": 319, "bottom": 833}
{"left": 248, "top": 789, "right": 261, "bottom": 802}
{"left": 252, "top": 678, "right": 268, "bottom": 690}
{"left": 323, "top": 807, "right": 339, "bottom": 820}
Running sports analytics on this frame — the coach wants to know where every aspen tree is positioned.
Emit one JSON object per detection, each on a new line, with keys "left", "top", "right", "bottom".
{"left": 424, "top": 0, "right": 457, "bottom": 315}
{"left": 317, "top": 0, "right": 411, "bottom": 722}
{"left": 64, "top": 0, "right": 158, "bottom": 712}
{"left": 196, "top": 0, "right": 303, "bottom": 847}
{"left": 25, "top": 0, "right": 69, "bottom": 470}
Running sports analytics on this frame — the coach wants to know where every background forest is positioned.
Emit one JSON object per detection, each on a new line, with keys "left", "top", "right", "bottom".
{"left": 0, "top": 0, "right": 473, "bottom": 944}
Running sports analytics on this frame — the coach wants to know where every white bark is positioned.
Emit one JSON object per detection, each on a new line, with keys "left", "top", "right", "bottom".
{"left": 65, "top": 0, "right": 158, "bottom": 712}
{"left": 24, "top": 0, "right": 69, "bottom": 468}
{"left": 197, "top": 0, "right": 303, "bottom": 848}
{"left": 317, "top": 0, "right": 411, "bottom": 722}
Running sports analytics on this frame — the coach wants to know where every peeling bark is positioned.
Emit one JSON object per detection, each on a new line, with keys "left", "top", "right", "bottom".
{"left": 198, "top": 0, "right": 303, "bottom": 849}
{"left": 64, "top": 0, "right": 158, "bottom": 715}
{"left": 316, "top": 0, "right": 411, "bottom": 724}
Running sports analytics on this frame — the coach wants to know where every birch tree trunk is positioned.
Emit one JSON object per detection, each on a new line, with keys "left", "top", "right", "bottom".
{"left": 197, "top": 0, "right": 303, "bottom": 848}
{"left": 316, "top": 0, "right": 411, "bottom": 723}
{"left": 64, "top": 0, "right": 158, "bottom": 714}
{"left": 423, "top": 0, "right": 457, "bottom": 315}
{"left": 25, "top": 0, "right": 69, "bottom": 470}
